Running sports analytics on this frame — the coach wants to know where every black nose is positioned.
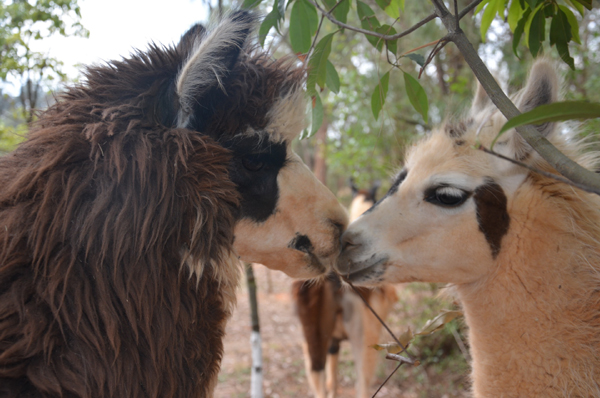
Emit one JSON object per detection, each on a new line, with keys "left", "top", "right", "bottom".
{"left": 340, "top": 230, "right": 362, "bottom": 252}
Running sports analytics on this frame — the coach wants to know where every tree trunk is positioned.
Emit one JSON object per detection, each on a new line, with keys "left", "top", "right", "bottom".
{"left": 245, "top": 263, "right": 263, "bottom": 398}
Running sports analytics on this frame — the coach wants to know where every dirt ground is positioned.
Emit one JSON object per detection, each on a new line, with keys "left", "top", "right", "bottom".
{"left": 214, "top": 265, "right": 470, "bottom": 398}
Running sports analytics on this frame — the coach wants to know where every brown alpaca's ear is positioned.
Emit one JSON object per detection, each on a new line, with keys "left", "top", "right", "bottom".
{"left": 175, "top": 11, "right": 257, "bottom": 129}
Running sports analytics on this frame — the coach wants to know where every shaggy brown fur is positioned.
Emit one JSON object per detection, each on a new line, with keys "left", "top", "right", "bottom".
{"left": 0, "top": 12, "right": 327, "bottom": 398}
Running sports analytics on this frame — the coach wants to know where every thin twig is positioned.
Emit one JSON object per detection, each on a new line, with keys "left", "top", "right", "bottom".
{"left": 476, "top": 144, "right": 600, "bottom": 195}
{"left": 458, "top": 0, "right": 484, "bottom": 19}
{"left": 398, "top": 39, "right": 440, "bottom": 57}
{"left": 450, "top": 326, "right": 471, "bottom": 363}
{"left": 386, "top": 353, "right": 419, "bottom": 365}
{"left": 307, "top": 0, "right": 435, "bottom": 41}
{"left": 453, "top": 0, "right": 459, "bottom": 29}
{"left": 343, "top": 277, "right": 415, "bottom": 360}
{"left": 418, "top": 36, "right": 449, "bottom": 78}
{"left": 306, "top": 14, "right": 326, "bottom": 64}
{"left": 371, "top": 362, "right": 403, "bottom": 398}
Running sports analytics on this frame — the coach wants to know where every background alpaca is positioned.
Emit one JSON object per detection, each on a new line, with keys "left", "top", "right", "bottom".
{"left": 0, "top": 12, "right": 347, "bottom": 398}
{"left": 293, "top": 180, "right": 397, "bottom": 398}
{"left": 337, "top": 59, "right": 600, "bottom": 397}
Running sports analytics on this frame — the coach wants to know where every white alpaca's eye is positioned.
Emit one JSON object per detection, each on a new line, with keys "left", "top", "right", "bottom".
{"left": 425, "top": 186, "right": 471, "bottom": 207}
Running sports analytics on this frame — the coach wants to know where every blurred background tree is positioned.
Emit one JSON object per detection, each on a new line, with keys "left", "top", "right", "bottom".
{"left": 0, "top": 0, "right": 87, "bottom": 153}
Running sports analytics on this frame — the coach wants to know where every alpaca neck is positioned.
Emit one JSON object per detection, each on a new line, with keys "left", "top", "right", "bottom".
{"left": 456, "top": 194, "right": 600, "bottom": 397}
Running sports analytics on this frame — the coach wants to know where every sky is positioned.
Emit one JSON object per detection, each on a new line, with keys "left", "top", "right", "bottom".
{"left": 18, "top": 0, "right": 210, "bottom": 91}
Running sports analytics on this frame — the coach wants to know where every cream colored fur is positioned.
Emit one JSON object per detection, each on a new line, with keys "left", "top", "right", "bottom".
{"left": 338, "top": 59, "right": 600, "bottom": 397}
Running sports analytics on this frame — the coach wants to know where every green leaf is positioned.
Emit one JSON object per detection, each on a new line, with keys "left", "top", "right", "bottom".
{"left": 405, "top": 53, "right": 425, "bottom": 67}
{"left": 416, "top": 311, "right": 463, "bottom": 336}
{"left": 403, "top": 72, "right": 428, "bottom": 123}
{"left": 307, "top": 32, "right": 335, "bottom": 93}
{"left": 371, "top": 71, "right": 390, "bottom": 120}
{"left": 475, "top": 0, "right": 491, "bottom": 15}
{"left": 549, "top": 6, "right": 576, "bottom": 68}
{"left": 310, "top": 93, "right": 324, "bottom": 136}
{"left": 387, "top": 0, "right": 405, "bottom": 18}
{"left": 559, "top": 5, "right": 581, "bottom": 44}
{"left": 527, "top": 8, "right": 545, "bottom": 57}
{"left": 480, "top": 0, "right": 501, "bottom": 42}
{"left": 571, "top": 0, "right": 592, "bottom": 10}
{"left": 374, "top": 24, "right": 398, "bottom": 54}
{"left": 375, "top": 0, "right": 404, "bottom": 19}
{"left": 524, "top": 0, "right": 538, "bottom": 9}
{"left": 259, "top": 10, "right": 279, "bottom": 46}
{"left": 289, "top": 0, "right": 318, "bottom": 54}
{"left": 512, "top": 8, "right": 531, "bottom": 57}
{"left": 499, "top": 101, "right": 600, "bottom": 134}
{"left": 325, "top": 61, "right": 340, "bottom": 93}
{"left": 241, "top": 0, "right": 263, "bottom": 9}
{"left": 322, "top": 0, "right": 351, "bottom": 23}
{"left": 258, "top": 0, "right": 285, "bottom": 46}
{"left": 565, "top": 0, "right": 585, "bottom": 16}
{"left": 357, "top": 1, "right": 381, "bottom": 49}
{"left": 507, "top": 0, "right": 525, "bottom": 31}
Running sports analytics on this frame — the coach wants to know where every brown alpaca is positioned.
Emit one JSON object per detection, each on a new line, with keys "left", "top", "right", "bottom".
{"left": 294, "top": 181, "right": 397, "bottom": 398}
{"left": 0, "top": 12, "right": 347, "bottom": 398}
{"left": 337, "top": 59, "right": 600, "bottom": 397}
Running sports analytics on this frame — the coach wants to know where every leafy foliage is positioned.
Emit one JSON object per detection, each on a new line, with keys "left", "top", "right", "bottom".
{"left": 478, "top": 0, "right": 587, "bottom": 69}
{"left": 0, "top": 0, "right": 88, "bottom": 80}
{"left": 499, "top": 100, "right": 600, "bottom": 134}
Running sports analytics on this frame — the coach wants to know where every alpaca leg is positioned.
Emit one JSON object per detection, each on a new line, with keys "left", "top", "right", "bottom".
{"left": 326, "top": 338, "right": 341, "bottom": 398}
{"left": 303, "top": 341, "right": 327, "bottom": 398}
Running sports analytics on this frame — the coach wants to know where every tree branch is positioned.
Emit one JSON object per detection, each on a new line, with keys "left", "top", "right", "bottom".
{"left": 477, "top": 145, "right": 600, "bottom": 195}
{"left": 431, "top": 0, "right": 600, "bottom": 193}
{"left": 307, "top": 0, "right": 436, "bottom": 41}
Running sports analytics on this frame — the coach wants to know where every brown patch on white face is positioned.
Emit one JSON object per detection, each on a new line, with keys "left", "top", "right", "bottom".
{"left": 234, "top": 151, "right": 348, "bottom": 278}
{"left": 337, "top": 133, "right": 497, "bottom": 286}
{"left": 474, "top": 180, "right": 510, "bottom": 258}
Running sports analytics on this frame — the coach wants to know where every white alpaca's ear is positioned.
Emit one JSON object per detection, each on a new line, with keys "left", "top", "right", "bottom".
{"left": 176, "top": 11, "right": 256, "bottom": 128}
{"left": 501, "top": 59, "right": 560, "bottom": 162}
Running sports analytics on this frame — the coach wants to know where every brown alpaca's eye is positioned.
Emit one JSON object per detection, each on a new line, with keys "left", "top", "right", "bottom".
{"left": 242, "top": 157, "right": 264, "bottom": 172}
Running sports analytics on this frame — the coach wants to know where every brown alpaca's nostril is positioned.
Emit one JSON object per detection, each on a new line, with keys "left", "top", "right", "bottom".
{"left": 329, "top": 219, "right": 346, "bottom": 242}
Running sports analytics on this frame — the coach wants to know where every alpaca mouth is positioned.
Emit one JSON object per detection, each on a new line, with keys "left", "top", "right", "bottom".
{"left": 336, "top": 255, "right": 388, "bottom": 283}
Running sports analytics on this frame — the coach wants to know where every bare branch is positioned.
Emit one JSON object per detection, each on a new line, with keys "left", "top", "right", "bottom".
{"left": 418, "top": 35, "right": 449, "bottom": 79}
{"left": 371, "top": 363, "right": 403, "bottom": 398}
{"left": 306, "top": 14, "right": 326, "bottom": 64}
{"left": 476, "top": 145, "right": 600, "bottom": 195}
{"left": 307, "top": 0, "right": 436, "bottom": 41}
{"left": 342, "top": 277, "right": 415, "bottom": 360}
{"left": 386, "top": 353, "right": 420, "bottom": 366}
{"left": 459, "top": 0, "right": 484, "bottom": 19}
{"left": 431, "top": 0, "right": 600, "bottom": 193}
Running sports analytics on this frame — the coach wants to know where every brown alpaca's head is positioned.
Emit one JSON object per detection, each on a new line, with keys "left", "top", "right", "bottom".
{"left": 150, "top": 12, "right": 347, "bottom": 278}
{"left": 337, "top": 59, "right": 566, "bottom": 286}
